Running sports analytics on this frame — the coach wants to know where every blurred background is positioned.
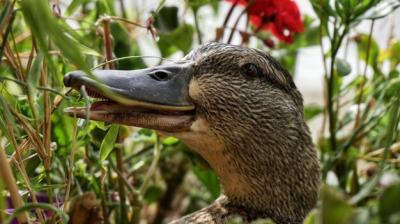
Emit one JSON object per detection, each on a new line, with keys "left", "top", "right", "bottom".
{"left": 0, "top": 0, "right": 400, "bottom": 223}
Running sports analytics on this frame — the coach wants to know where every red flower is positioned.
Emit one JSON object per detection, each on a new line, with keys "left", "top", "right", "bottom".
{"left": 226, "top": 0, "right": 304, "bottom": 43}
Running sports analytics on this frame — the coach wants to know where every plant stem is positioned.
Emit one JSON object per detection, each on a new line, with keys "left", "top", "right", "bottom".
{"left": 327, "top": 50, "right": 338, "bottom": 152}
{"left": 63, "top": 123, "right": 79, "bottom": 211}
{"left": 109, "top": 161, "right": 141, "bottom": 224}
{"left": 216, "top": 0, "right": 239, "bottom": 41}
{"left": 327, "top": 24, "right": 347, "bottom": 152}
{"left": 227, "top": 7, "right": 247, "bottom": 44}
{"left": 151, "top": 153, "right": 187, "bottom": 224}
{"left": 0, "top": 145, "right": 30, "bottom": 224}
{"left": 11, "top": 146, "right": 45, "bottom": 222}
{"left": 350, "top": 93, "right": 400, "bottom": 204}
{"left": 0, "top": 178, "right": 4, "bottom": 223}
{"left": 116, "top": 145, "right": 128, "bottom": 224}
{"left": 0, "top": 3, "right": 16, "bottom": 64}
{"left": 45, "top": 171, "right": 53, "bottom": 205}
{"left": 42, "top": 65, "right": 51, "bottom": 160}
{"left": 193, "top": 10, "right": 203, "bottom": 45}
{"left": 139, "top": 134, "right": 161, "bottom": 195}
{"left": 99, "top": 169, "right": 110, "bottom": 224}
{"left": 4, "top": 203, "right": 69, "bottom": 224}
{"left": 9, "top": 106, "right": 46, "bottom": 159}
{"left": 106, "top": 16, "right": 147, "bottom": 28}
{"left": 102, "top": 17, "right": 115, "bottom": 69}
{"left": 240, "top": 8, "right": 249, "bottom": 46}
{"left": 1, "top": 102, "right": 39, "bottom": 220}
{"left": 317, "top": 0, "right": 328, "bottom": 141}
{"left": 326, "top": 30, "right": 347, "bottom": 182}
{"left": 118, "top": 0, "right": 127, "bottom": 18}
{"left": 354, "top": 20, "right": 375, "bottom": 128}
{"left": 92, "top": 55, "right": 173, "bottom": 70}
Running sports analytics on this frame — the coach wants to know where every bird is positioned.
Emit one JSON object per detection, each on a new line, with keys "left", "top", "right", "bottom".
{"left": 63, "top": 42, "right": 320, "bottom": 224}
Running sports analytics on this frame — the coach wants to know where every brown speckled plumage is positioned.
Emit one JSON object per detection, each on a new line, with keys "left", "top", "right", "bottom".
{"left": 171, "top": 43, "right": 320, "bottom": 223}
{"left": 64, "top": 42, "right": 320, "bottom": 224}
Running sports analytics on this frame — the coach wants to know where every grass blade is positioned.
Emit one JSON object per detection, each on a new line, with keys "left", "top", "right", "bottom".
{"left": 99, "top": 124, "right": 120, "bottom": 162}
{"left": 4, "top": 202, "right": 69, "bottom": 224}
{"left": 20, "top": 0, "right": 91, "bottom": 73}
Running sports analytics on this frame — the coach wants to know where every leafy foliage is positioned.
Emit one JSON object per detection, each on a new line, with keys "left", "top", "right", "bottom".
{"left": 0, "top": 0, "right": 399, "bottom": 223}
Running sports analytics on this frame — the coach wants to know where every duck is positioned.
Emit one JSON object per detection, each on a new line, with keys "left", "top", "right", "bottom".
{"left": 63, "top": 42, "right": 320, "bottom": 224}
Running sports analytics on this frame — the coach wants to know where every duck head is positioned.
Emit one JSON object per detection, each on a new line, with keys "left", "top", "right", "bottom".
{"left": 64, "top": 43, "right": 320, "bottom": 223}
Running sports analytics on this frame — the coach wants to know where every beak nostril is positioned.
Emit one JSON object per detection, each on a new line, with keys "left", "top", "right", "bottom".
{"left": 150, "top": 71, "right": 170, "bottom": 81}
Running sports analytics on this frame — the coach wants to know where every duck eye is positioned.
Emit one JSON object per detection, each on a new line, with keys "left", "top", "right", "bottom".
{"left": 240, "top": 63, "right": 259, "bottom": 78}
{"left": 150, "top": 71, "right": 170, "bottom": 81}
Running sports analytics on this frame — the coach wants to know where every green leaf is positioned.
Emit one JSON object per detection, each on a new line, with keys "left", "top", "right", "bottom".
{"left": 310, "top": 0, "right": 336, "bottom": 22}
{"left": 321, "top": 185, "right": 354, "bottom": 224}
{"left": 295, "top": 16, "right": 322, "bottom": 47}
{"left": 0, "top": 0, "right": 11, "bottom": 29}
{"left": 331, "top": 71, "right": 343, "bottom": 99}
{"left": 336, "top": 58, "right": 352, "bottom": 76}
{"left": 379, "top": 183, "right": 400, "bottom": 223}
{"left": 162, "top": 136, "right": 179, "bottom": 145}
{"left": 99, "top": 124, "right": 119, "bottom": 162}
{"left": 360, "top": 0, "right": 400, "bottom": 20}
{"left": 77, "top": 43, "right": 102, "bottom": 57}
{"left": 27, "top": 53, "right": 44, "bottom": 97}
{"left": 143, "top": 185, "right": 164, "bottom": 203}
{"left": 138, "top": 128, "right": 154, "bottom": 137}
{"left": 154, "top": 6, "right": 179, "bottom": 33}
{"left": 380, "top": 40, "right": 400, "bottom": 67}
{"left": 354, "top": 34, "right": 379, "bottom": 68}
{"left": 303, "top": 209, "right": 317, "bottom": 224}
{"left": 186, "top": 0, "right": 219, "bottom": 12}
{"left": 20, "top": 0, "right": 90, "bottom": 72}
{"left": 0, "top": 96, "right": 18, "bottom": 150}
{"left": 52, "top": 102, "right": 75, "bottom": 156}
{"left": 111, "top": 23, "right": 146, "bottom": 70}
{"left": 384, "top": 77, "right": 400, "bottom": 99}
{"left": 352, "top": 208, "right": 371, "bottom": 224}
{"left": 304, "top": 104, "right": 323, "bottom": 121}
{"left": 192, "top": 165, "right": 220, "bottom": 199}
{"left": 157, "top": 24, "right": 194, "bottom": 57}
{"left": 25, "top": 156, "right": 42, "bottom": 177}
{"left": 97, "top": 0, "right": 115, "bottom": 15}
{"left": 4, "top": 202, "right": 69, "bottom": 224}
{"left": 66, "top": 0, "right": 91, "bottom": 15}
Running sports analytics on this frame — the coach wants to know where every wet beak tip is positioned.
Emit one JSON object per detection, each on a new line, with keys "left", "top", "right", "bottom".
{"left": 63, "top": 73, "right": 72, "bottom": 87}
{"left": 64, "top": 70, "right": 87, "bottom": 87}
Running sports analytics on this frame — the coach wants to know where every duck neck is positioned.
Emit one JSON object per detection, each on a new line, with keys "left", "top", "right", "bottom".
{"left": 180, "top": 117, "right": 320, "bottom": 223}
{"left": 218, "top": 137, "right": 319, "bottom": 223}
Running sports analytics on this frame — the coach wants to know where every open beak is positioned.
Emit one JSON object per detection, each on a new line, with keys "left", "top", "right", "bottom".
{"left": 63, "top": 63, "right": 195, "bottom": 132}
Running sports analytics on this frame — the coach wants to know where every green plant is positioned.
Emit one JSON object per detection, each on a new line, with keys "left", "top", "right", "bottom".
{"left": 0, "top": 0, "right": 399, "bottom": 223}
